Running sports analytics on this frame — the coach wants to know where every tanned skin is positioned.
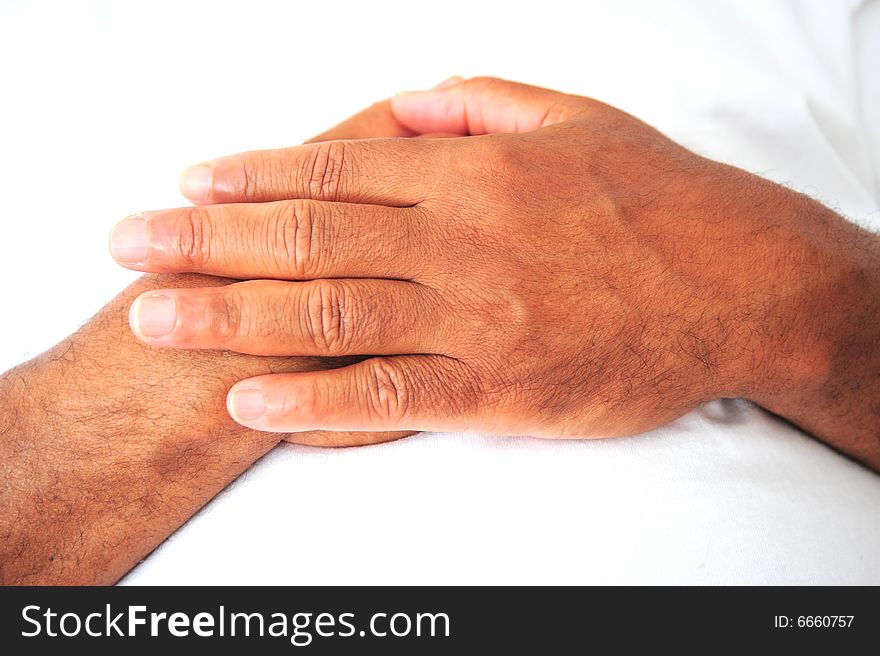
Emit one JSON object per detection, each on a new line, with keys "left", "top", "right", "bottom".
{"left": 0, "top": 101, "right": 416, "bottom": 584}
{"left": 0, "top": 274, "right": 409, "bottom": 584}
{"left": 113, "top": 78, "right": 880, "bottom": 467}
{"left": 3, "top": 80, "right": 879, "bottom": 585}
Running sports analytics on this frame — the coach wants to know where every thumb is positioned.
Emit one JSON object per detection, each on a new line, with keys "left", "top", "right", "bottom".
{"left": 305, "top": 99, "right": 415, "bottom": 143}
{"left": 390, "top": 76, "right": 590, "bottom": 136}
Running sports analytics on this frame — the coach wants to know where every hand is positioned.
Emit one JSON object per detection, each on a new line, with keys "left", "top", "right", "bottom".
{"left": 110, "top": 78, "right": 880, "bottom": 468}
{"left": 0, "top": 273, "right": 416, "bottom": 584}
{"left": 117, "top": 89, "right": 458, "bottom": 449}
{"left": 0, "top": 98, "right": 429, "bottom": 583}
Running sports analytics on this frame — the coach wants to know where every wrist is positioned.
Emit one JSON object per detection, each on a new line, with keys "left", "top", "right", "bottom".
{"left": 0, "top": 275, "right": 286, "bottom": 583}
{"left": 720, "top": 178, "right": 880, "bottom": 466}
{"left": 744, "top": 196, "right": 877, "bottom": 404}
{"left": 679, "top": 166, "right": 840, "bottom": 402}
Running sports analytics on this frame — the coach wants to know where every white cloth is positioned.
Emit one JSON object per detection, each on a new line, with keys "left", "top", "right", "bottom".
{"left": 0, "top": 0, "right": 877, "bottom": 584}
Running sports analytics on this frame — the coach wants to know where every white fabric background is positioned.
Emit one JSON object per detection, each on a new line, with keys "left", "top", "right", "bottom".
{"left": 0, "top": 0, "right": 878, "bottom": 584}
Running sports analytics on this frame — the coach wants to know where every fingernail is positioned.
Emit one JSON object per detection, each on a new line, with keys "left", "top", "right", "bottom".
{"left": 179, "top": 165, "right": 213, "bottom": 202}
{"left": 131, "top": 294, "right": 177, "bottom": 338}
{"left": 110, "top": 215, "right": 149, "bottom": 263}
{"left": 228, "top": 388, "right": 267, "bottom": 422}
{"left": 434, "top": 75, "right": 463, "bottom": 89}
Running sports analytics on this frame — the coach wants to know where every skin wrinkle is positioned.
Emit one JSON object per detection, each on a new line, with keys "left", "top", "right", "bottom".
{"left": 109, "top": 78, "right": 878, "bottom": 461}
{"left": 7, "top": 78, "right": 878, "bottom": 585}
{"left": 0, "top": 273, "right": 412, "bottom": 584}
{"left": 279, "top": 201, "right": 299, "bottom": 275}
{"left": 2, "top": 100, "right": 426, "bottom": 584}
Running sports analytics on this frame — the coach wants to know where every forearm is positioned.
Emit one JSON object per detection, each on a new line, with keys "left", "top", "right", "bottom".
{"left": 0, "top": 370, "right": 270, "bottom": 584}
{"left": 0, "top": 275, "right": 298, "bottom": 584}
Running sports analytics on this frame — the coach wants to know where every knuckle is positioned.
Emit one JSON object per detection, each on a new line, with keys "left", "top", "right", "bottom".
{"left": 465, "top": 137, "right": 534, "bottom": 217}
{"left": 364, "top": 358, "right": 410, "bottom": 423}
{"left": 304, "top": 141, "right": 350, "bottom": 201}
{"left": 272, "top": 201, "right": 327, "bottom": 278}
{"left": 179, "top": 206, "right": 213, "bottom": 268}
{"left": 450, "top": 136, "right": 521, "bottom": 188}
{"left": 302, "top": 282, "right": 350, "bottom": 354}
{"left": 209, "top": 287, "right": 246, "bottom": 346}
{"left": 481, "top": 135, "right": 522, "bottom": 174}
{"left": 467, "top": 75, "right": 502, "bottom": 92}
{"left": 239, "top": 156, "right": 261, "bottom": 202}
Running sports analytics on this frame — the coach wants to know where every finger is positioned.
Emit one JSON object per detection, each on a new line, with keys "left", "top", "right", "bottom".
{"left": 304, "top": 79, "right": 461, "bottom": 144}
{"left": 184, "top": 88, "right": 453, "bottom": 206}
{"left": 226, "top": 355, "right": 482, "bottom": 433}
{"left": 128, "top": 279, "right": 446, "bottom": 357}
{"left": 109, "top": 201, "right": 428, "bottom": 281}
{"left": 391, "top": 76, "right": 591, "bottom": 135}
{"left": 178, "top": 137, "right": 446, "bottom": 206}
{"left": 305, "top": 99, "right": 415, "bottom": 143}
{"left": 283, "top": 429, "right": 415, "bottom": 447}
